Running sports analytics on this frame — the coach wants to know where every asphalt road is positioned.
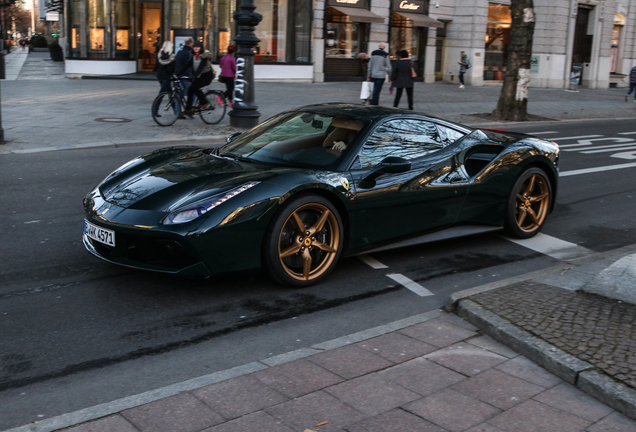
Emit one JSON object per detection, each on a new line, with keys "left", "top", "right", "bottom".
{"left": 1, "top": 118, "right": 636, "bottom": 429}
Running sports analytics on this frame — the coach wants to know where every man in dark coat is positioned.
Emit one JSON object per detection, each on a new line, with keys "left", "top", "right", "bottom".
{"left": 626, "top": 65, "right": 636, "bottom": 102}
{"left": 174, "top": 38, "right": 194, "bottom": 88}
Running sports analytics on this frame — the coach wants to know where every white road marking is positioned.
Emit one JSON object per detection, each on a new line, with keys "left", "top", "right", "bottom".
{"left": 560, "top": 137, "right": 635, "bottom": 148}
{"left": 618, "top": 132, "right": 636, "bottom": 135}
{"left": 560, "top": 162, "right": 636, "bottom": 176}
{"left": 503, "top": 233, "right": 593, "bottom": 261}
{"left": 358, "top": 255, "right": 388, "bottom": 269}
{"left": 387, "top": 273, "right": 435, "bottom": 297}
{"left": 581, "top": 145, "right": 636, "bottom": 154}
{"left": 562, "top": 142, "right": 636, "bottom": 151}
{"left": 550, "top": 134, "right": 603, "bottom": 141}
{"left": 526, "top": 131, "right": 558, "bottom": 135}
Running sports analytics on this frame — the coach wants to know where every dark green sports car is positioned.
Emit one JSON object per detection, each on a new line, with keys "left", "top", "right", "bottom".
{"left": 83, "top": 104, "right": 559, "bottom": 287}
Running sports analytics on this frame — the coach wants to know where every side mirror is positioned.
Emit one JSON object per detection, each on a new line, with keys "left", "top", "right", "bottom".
{"left": 226, "top": 132, "right": 243, "bottom": 143}
{"left": 358, "top": 156, "right": 411, "bottom": 189}
{"left": 376, "top": 156, "right": 411, "bottom": 174}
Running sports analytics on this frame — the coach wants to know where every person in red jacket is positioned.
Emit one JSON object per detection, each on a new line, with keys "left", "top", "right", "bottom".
{"left": 219, "top": 45, "right": 237, "bottom": 107}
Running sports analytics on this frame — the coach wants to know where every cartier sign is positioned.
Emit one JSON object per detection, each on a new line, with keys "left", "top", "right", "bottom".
{"left": 392, "top": 0, "right": 426, "bottom": 13}
{"left": 328, "top": 0, "right": 369, "bottom": 8}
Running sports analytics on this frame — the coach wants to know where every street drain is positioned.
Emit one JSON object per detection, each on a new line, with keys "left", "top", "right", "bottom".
{"left": 94, "top": 118, "right": 133, "bottom": 123}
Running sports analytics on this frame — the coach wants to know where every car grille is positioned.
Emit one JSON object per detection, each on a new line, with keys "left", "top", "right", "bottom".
{"left": 91, "top": 235, "right": 198, "bottom": 271}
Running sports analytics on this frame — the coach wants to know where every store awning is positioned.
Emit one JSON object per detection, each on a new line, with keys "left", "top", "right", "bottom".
{"left": 330, "top": 6, "right": 386, "bottom": 23}
{"left": 395, "top": 12, "right": 444, "bottom": 28}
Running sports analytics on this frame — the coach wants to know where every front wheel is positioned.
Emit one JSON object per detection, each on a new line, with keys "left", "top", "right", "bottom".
{"left": 199, "top": 90, "right": 227, "bottom": 125}
{"left": 264, "top": 195, "right": 343, "bottom": 288}
{"left": 504, "top": 167, "right": 552, "bottom": 238}
{"left": 152, "top": 92, "right": 181, "bottom": 126}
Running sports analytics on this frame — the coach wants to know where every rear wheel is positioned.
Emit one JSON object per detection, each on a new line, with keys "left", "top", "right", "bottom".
{"left": 199, "top": 90, "right": 227, "bottom": 125}
{"left": 152, "top": 92, "right": 181, "bottom": 126}
{"left": 264, "top": 195, "right": 343, "bottom": 287}
{"left": 504, "top": 167, "right": 552, "bottom": 238}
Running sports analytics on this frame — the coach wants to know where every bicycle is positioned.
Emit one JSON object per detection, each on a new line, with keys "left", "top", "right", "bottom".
{"left": 151, "top": 75, "right": 228, "bottom": 126}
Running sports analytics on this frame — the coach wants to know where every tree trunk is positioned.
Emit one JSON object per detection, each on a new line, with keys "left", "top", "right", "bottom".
{"left": 492, "top": 0, "right": 535, "bottom": 121}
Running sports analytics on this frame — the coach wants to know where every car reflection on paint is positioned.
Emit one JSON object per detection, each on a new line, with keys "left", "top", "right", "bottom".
{"left": 83, "top": 104, "right": 559, "bottom": 287}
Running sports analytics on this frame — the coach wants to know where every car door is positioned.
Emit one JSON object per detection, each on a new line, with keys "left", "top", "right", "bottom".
{"left": 348, "top": 117, "right": 470, "bottom": 249}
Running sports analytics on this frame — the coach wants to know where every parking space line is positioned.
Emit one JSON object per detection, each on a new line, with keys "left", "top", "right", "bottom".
{"left": 502, "top": 233, "right": 593, "bottom": 261}
{"left": 618, "top": 132, "right": 636, "bottom": 135}
{"left": 560, "top": 138, "right": 634, "bottom": 148}
{"left": 550, "top": 134, "right": 603, "bottom": 141}
{"left": 358, "top": 255, "right": 388, "bottom": 269}
{"left": 581, "top": 145, "right": 636, "bottom": 154}
{"left": 387, "top": 273, "right": 435, "bottom": 297}
{"left": 527, "top": 131, "right": 558, "bottom": 135}
{"left": 560, "top": 162, "right": 636, "bottom": 176}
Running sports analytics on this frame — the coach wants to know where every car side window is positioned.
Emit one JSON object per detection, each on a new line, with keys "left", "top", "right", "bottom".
{"left": 436, "top": 124, "right": 466, "bottom": 145}
{"left": 358, "top": 119, "right": 444, "bottom": 169}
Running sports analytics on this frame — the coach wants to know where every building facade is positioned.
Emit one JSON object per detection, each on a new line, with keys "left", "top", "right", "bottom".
{"left": 60, "top": 0, "right": 636, "bottom": 88}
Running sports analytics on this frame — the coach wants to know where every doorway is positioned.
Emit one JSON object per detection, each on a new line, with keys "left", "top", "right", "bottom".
{"left": 138, "top": 2, "right": 162, "bottom": 71}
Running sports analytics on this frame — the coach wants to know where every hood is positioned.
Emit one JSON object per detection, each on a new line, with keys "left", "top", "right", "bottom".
{"left": 99, "top": 148, "right": 286, "bottom": 211}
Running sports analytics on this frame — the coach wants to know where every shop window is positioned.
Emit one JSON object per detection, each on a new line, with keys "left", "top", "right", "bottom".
{"left": 72, "top": 27, "right": 80, "bottom": 50}
{"left": 252, "top": 0, "right": 311, "bottom": 63}
{"left": 484, "top": 3, "right": 511, "bottom": 81}
{"left": 611, "top": 14, "right": 625, "bottom": 73}
{"left": 218, "top": 0, "right": 235, "bottom": 55}
{"left": 325, "top": 7, "right": 367, "bottom": 59}
{"left": 389, "top": 13, "right": 418, "bottom": 60}
{"left": 89, "top": 28, "right": 105, "bottom": 51}
{"left": 116, "top": 29, "right": 129, "bottom": 50}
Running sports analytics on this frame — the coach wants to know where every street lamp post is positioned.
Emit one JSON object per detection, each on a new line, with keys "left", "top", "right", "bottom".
{"left": 228, "top": 0, "right": 261, "bottom": 129}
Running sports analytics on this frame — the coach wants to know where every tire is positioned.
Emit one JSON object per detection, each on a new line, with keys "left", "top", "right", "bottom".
{"left": 199, "top": 90, "right": 227, "bottom": 125}
{"left": 264, "top": 195, "right": 343, "bottom": 288}
{"left": 504, "top": 167, "right": 552, "bottom": 239}
{"left": 152, "top": 92, "right": 181, "bottom": 126}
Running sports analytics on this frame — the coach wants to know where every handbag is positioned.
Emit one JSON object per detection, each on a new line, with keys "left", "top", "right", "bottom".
{"left": 218, "top": 75, "right": 225, "bottom": 83}
{"left": 360, "top": 80, "right": 373, "bottom": 100}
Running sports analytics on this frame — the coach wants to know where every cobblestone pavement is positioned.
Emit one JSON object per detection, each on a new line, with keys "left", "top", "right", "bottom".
{"left": 27, "top": 313, "right": 636, "bottom": 432}
{"left": 469, "top": 281, "right": 636, "bottom": 391}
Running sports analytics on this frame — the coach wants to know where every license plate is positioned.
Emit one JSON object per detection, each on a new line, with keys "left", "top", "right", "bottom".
{"left": 84, "top": 220, "right": 115, "bottom": 247}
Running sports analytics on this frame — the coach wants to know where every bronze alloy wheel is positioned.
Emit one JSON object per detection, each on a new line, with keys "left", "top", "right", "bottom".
{"left": 277, "top": 202, "right": 341, "bottom": 282}
{"left": 514, "top": 171, "right": 550, "bottom": 233}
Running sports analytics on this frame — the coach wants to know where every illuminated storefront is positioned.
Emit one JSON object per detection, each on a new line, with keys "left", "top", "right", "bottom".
{"left": 389, "top": 0, "right": 442, "bottom": 79}
{"left": 65, "top": 0, "right": 313, "bottom": 76}
{"left": 484, "top": 3, "right": 510, "bottom": 81}
{"left": 323, "top": 0, "right": 383, "bottom": 81}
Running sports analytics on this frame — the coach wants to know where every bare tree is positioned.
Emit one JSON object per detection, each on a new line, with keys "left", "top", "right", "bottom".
{"left": 492, "top": 0, "right": 535, "bottom": 121}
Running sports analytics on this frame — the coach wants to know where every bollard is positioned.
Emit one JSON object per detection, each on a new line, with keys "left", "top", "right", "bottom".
{"left": 0, "top": 52, "right": 5, "bottom": 80}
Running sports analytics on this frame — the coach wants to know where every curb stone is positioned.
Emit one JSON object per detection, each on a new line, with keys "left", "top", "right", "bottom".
{"left": 578, "top": 370, "right": 636, "bottom": 420}
{"left": 456, "top": 298, "right": 636, "bottom": 421}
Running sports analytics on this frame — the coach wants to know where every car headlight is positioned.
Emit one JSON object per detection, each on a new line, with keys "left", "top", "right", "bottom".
{"left": 162, "top": 182, "right": 259, "bottom": 225}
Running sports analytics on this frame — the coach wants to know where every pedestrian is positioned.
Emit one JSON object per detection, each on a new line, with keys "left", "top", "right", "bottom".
{"left": 153, "top": 41, "right": 175, "bottom": 118}
{"left": 626, "top": 65, "right": 636, "bottom": 102}
{"left": 156, "top": 41, "right": 175, "bottom": 96}
{"left": 219, "top": 45, "right": 237, "bottom": 107}
{"left": 458, "top": 51, "right": 470, "bottom": 89}
{"left": 184, "top": 41, "right": 215, "bottom": 114}
{"left": 391, "top": 50, "right": 415, "bottom": 110}
{"left": 366, "top": 42, "right": 391, "bottom": 106}
{"left": 19, "top": 39, "right": 26, "bottom": 52}
{"left": 173, "top": 38, "right": 194, "bottom": 119}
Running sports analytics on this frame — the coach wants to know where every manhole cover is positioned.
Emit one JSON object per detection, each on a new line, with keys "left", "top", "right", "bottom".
{"left": 94, "top": 118, "right": 132, "bottom": 123}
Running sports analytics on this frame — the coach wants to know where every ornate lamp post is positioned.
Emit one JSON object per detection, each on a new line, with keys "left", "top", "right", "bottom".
{"left": 229, "top": 0, "right": 262, "bottom": 129}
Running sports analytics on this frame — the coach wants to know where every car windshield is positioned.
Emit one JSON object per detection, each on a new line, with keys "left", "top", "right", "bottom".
{"left": 220, "top": 111, "right": 369, "bottom": 169}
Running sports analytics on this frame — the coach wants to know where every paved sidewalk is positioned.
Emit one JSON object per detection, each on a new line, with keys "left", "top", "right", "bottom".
{"left": 10, "top": 309, "right": 636, "bottom": 432}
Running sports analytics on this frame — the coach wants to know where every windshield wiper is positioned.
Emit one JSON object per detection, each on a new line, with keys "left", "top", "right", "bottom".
{"left": 219, "top": 152, "right": 265, "bottom": 164}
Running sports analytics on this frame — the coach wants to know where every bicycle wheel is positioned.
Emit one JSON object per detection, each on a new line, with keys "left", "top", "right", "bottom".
{"left": 199, "top": 90, "right": 227, "bottom": 125}
{"left": 152, "top": 91, "right": 181, "bottom": 126}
